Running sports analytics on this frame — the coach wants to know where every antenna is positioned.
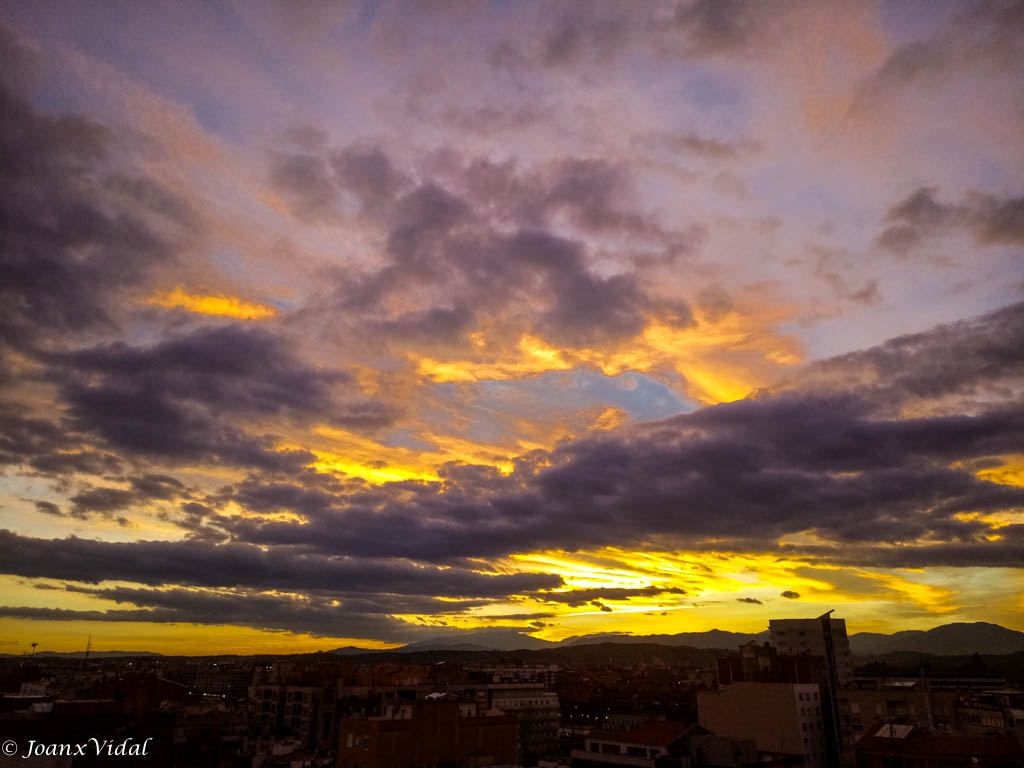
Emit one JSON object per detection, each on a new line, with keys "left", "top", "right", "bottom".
{"left": 84, "top": 635, "right": 91, "bottom": 661}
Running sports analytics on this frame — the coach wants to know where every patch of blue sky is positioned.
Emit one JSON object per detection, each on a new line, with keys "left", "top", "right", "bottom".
{"left": 876, "top": 0, "right": 963, "bottom": 47}
{"left": 782, "top": 269, "right": 1014, "bottom": 362}
{"left": 7, "top": 1, "right": 252, "bottom": 141}
{"left": 677, "top": 67, "right": 747, "bottom": 117}
{"left": 349, "top": 0, "right": 380, "bottom": 34}
{"left": 621, "top": 57, "right": 750, "bottom": 139}
{"left": 747, "top": 166, "right": 856, "bottom": 222}
{"left": 476, "top": 369, "right": 694, "bottom": 423}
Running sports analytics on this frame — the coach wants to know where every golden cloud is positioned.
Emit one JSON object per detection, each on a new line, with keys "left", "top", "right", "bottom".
{"left": 146, "top": 287, "right": 279, "bottom": 320}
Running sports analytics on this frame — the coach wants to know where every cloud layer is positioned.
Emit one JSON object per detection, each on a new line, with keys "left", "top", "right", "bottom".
{"left": 0, "top": 2, "right": 1022, "bottom": 647}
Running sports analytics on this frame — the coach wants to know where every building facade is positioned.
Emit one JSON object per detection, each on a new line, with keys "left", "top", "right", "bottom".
{"left": 699, "top": 681, "right": 828, "bottom": 768}
{"left": 338, "top": 698, "right": 518, "bottom": 768}
{"left": 769, "top": 617, "right": 853, "bottom": 686}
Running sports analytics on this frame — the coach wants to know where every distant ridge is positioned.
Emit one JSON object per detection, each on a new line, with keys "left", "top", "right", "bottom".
{"left": 26, "top": 650, "right": 164, "bottom": 659}
{"left": 329, "top": 622, "right": 1024, "bottom": 657}
{"left": 559, "top": 629, "right": 767, "bottom": 649}
{"left": 331, "top": 627, "right": 558, "bottom": 654}
{"left": 330, "top": 645, "right": 390, "bottom": 655}
{"left": 849, "top": 622, "right": 1024, "bottom": 656}
{"left": 21, "top": 623, "right": 1019, "bottom": 659}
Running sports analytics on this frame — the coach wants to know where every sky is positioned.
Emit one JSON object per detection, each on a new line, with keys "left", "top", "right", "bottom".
{"left": 0, "top": 0, "right": 1022, "bottom": 655}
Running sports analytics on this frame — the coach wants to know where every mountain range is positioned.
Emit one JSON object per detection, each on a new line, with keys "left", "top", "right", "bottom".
{"left": 9, "top": 622, "right": 1023, "bottom": 659}
{"left": 330, "top": 622, "right": 1024, "bottom": 657}
{"left": 847, "top": 622, "right": 1024, "bottom": 656}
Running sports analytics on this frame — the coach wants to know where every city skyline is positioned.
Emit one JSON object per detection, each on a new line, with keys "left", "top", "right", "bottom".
{"left": 0, "top": 1, "right": 1022, "bottom": 655}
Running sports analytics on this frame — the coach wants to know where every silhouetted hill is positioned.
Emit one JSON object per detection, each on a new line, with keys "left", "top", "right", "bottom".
{"left": 559, "top": 629, "right": 765, "bottom": 649}
{"left": 528, "top": 641, "right": 718, "bottom": 666}
{"left": 327, "top": 622, "right": 1024, "bottom": 656}
{"left": 849, "top": 622, "right": 1024, "bottom": 656}
{"left": 327, "top": 641, "right": 719, "bottom": 667}
{"left": 29, "top": 650, "right": 163, "bottom": 658}
{"left": 330, "top": 627, "right": 557, "bottom": 655}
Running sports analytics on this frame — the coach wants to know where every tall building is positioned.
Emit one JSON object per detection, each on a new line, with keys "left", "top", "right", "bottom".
{"left": 769, "top": 612, "right": 852, "bottom": 766}
{"left": 487, "top": 684, "right": 560, "bottom": 766}
{"left": 717, "top": 641, "right": 825, "bottom": 686}
{"left": 769, "top": 615, "right": 853, "bottom": 685}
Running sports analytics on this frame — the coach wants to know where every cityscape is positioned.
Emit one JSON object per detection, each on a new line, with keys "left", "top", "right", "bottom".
{"left": 2, "top": 1, "right": 1023, "bottom": 766}
{"left": 2, "top": 615, "right": 1024, "bottom": 766}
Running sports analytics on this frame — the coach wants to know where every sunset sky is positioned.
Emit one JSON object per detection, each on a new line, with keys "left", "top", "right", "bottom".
{"left": 1, "top": 1, "right": 1023, "bottom": 655}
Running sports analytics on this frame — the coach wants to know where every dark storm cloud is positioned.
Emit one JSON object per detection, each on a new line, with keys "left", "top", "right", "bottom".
{"left": 541, "top": 6, "right": 632, "bottom": 68}
{"left": 0, "top": 583, "right": 491, "bottom": 639}
{"left": 0, "top": 598, "right": 554, "bottom": 643}
{"left": 505, "top": 231, "right": 654, "bottom": 346}
{"left": 197, "top": 303, "right": 1024, "bottom": 567}
{"left": 267, "top": 150, "right": 338, "bottom": 222}
{"left": 537, "top": 586, "right": 687, "bottom": 607}
{"left": 856, "top": 1, "right": 1024, "bottom": 100}
{"left": 0, "top": 406, "right": 118, "bottom": 479}
{"left": 672, "top": 0, "right": 751, "bottom": 55}
{"left": 0, "top": 596, "right": 422, "bottom": 641}
{"left": 129, "top": 474, "right": 186, "bottom": 499}
{"left": 0, "top": 529, "right": 562, "bottom": 597}
{"left": 535, "top": 158, "right": 664, "bottom": 237}
{"left": 70, "top": 488, "right": 136, "bottom": 517}
{"left": 786, "top": 300, "right": 1024, "bottom": 406}
{"left": 877, "top": 187, "right": 1024, "bottom": 254}
{"left": 484, "top": 1, "right": 765, "bottom": 75}
{"left": 454, "top": 155, "right": 665, "bottom": 239}
{"left": 314, "top": 149, "right": 692, "bottom": 349}
{"left": 436, "top": 103, "right": 554, "bottom": 137}
{"left": 45, "top": 324, "right": 397, "bottom": 468}
{"left": 275, "top": 140, "right": 693, "bottom": 350}
{"left": 27, "top": 450, "right": 123, "bottom": 477}
{"left": 67, "top": 474, "right": 189, "bottom": 519}
{"left": 803, "top": 527, "right": 1024, "bottom": 570}
{"left": 0, "top": 412, "right": 66, "bottom": 468}
{"left": 330, "top": 144, "right": 409, "bottom": 216}
{"left": 211, "top": 398, "right": 1024, "bottom": 563}
{"left": 63, "top": 584, "right": 493, "bottom": 621}
{"left": 34, "top": 501, "right": 62, "bottom": 516}
{"left": 631, "top": 131, "right": 759, "bottom": 160}
{"left": 366, "top": 305, "right": 476, "bottom": 347}
{"left": 0, "top": 24, "right": 198, "bottom": 352}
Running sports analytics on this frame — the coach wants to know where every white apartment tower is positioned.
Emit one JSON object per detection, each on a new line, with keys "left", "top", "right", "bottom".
{"left": 769, "top": 614, "right": 853, "bottom": 685}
